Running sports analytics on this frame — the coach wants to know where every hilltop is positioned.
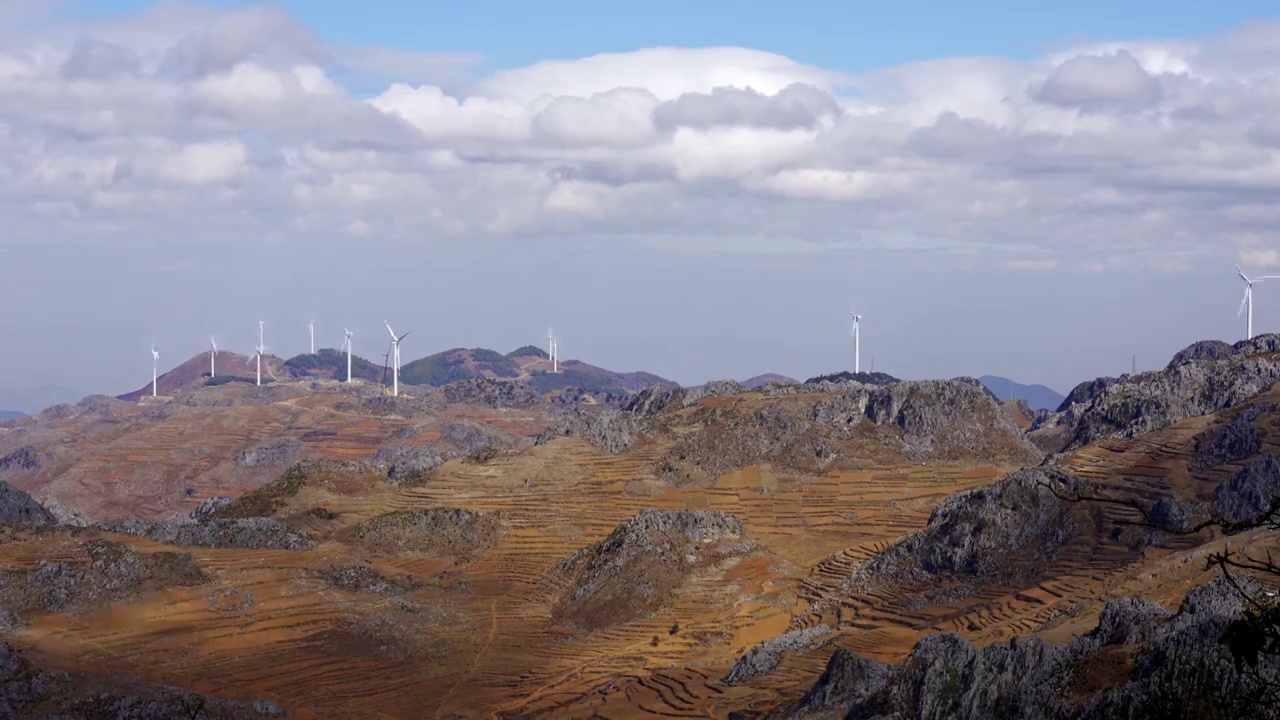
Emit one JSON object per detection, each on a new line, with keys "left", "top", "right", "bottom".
{"left": 117, "top": 350, "right": 287, "bottom": 400}
{"left": 979, "top": 374, "right": 1066, "bottom": 411}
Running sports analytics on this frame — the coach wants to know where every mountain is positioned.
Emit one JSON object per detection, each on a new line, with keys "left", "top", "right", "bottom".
{"left": 979, "top": 374, "right": 1065, "bottom": 411}
{"left": 0, "top": 411, "right": 24, "bottom": 420}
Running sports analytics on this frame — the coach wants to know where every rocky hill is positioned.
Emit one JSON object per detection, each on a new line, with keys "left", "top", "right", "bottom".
{"left": 1030, "top": 335, "right": 1280, "bottom": 455}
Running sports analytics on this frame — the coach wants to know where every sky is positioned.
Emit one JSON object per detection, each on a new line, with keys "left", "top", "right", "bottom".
{"left": 3, "top": 1, "right": 1280, "bottom": 412}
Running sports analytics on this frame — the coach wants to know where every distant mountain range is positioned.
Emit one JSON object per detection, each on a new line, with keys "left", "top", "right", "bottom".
{"left": 979, "top": 375, "right": 1065, "bottom": 411}
{"left": 0, "top": 410, "right": 25, "bottom": 420}
{"left": 0, "top": 385, "right": 91, "bottom": 415}
{"left": 116, "top": 346, "right": 676, "bottom": 399}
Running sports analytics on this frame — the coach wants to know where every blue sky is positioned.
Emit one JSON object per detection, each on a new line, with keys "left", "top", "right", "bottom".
{"left": 71, "top": 0, "right": 1279, "bottom": 72}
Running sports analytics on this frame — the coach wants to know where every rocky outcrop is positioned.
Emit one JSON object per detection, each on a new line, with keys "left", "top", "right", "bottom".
{"left": 537, "top": 409, "right": 642, "bottom": 454}
{"left": 349, "top": 508, "right": 503, "bottom": 558}
{"left": 441, "top": 378, "right": 541, "bottom": 409}
{"left": 785, "top": 649, "right": 891, "bottom": 719}
{"left": 371, "top": 446, "right": 444, "bottom": 483}
{"left": 316, "top": 561, "right": 424, "bottom": 596}
{"left": 801, "top": 371, "right": 900, "bottom": 387}
{"left": 215, "top": 459, "right": 386, "bottom": 519}
{"left": 99, "top": 516, "right": 312, "bottom": 550}
{"left": 1035, "top": 337, "right": 1280, "bottom": 455}
{"left": 0, "top": 540, "right": 207, "bottom": 616}
{"left": 0, "top": 446, "right": 42, "bottom": 473}
{"left": 0, "top": 481, "right": 55, "bottom": 526}
{"left": 190, "top": 496, "right": 233, "bottom": 522}
{"left": 1168, "top": 340, "right": 1236, "bottom": 367}
{"left": 546, "top": 510, "right": 752, "bottom": 630}
{"left": 684, "top": 380, "right": 746, "bottom": 406}
{"left": 1213, "top": 454, "right": 1280, "bottom": 523}
{"left": 235, "top": 438, "right": 304, "bottom": 468}
{"left": 789, "top": 578, "right": 1272, "bottom": 720}
{"left": 841, "top": 469, "right": 1074, "bottom": 599}
{"left": 41, "top": 497, "right": 91, "bottom": 527}
{"left": 1192, "top": 402, "right": 1274, "bottom": 471}
{"left": 722, "top": 625, "right": 832, "bottom": 685}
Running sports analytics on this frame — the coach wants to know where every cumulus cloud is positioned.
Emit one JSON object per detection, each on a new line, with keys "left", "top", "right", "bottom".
{"left": 2, "top": 3, "right": 1279, "bottom": 266}
{"left": 1239, "top": 247, "right": 1280, "bottom": 268}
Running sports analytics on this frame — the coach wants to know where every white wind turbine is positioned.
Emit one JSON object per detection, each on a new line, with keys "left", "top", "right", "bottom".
{"left": 848, "top": 310, "right": 862, "bottom": 373}
{"left": 209, "top": 336, "right": 217, "bottom": 378}
{"left": 309, "top": 318, "right": 316, "bottom": 355}
{"left": 1237, "top": 266, "right": 1280, "bottom": 340}
{"left": 342, "top": 328, "right": 354, "bottom": 383}
{"left": 246, "top": 320, "right": 266, "bottom": 386}
{"left": 385, "top": 321, "right": 411, "bottom": 396}
{"left": 151, "top": 344, "right": 159, "bottom": 396}
{"left": 547, "top": 327, "right": 559, "bottom": 373}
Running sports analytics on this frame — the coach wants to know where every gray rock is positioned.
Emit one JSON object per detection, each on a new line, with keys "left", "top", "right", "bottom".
{"left": 98, "top": 516, "right": 312, "bottom": 550}
{"left": 1169, "top": 340, "right": 1236, "bottom": 368}
{"left": 371, "top": 445, "right": 444, "bottom": 482}
{"left": 41, "top": 497, "right": 92, "bottom": 527}
{"left": 189, "top": 496, "right": 233, "bottom": 522}
{"left": 253, "top": 699, "right": 286, "bottom": 716}
{"left": 788, "top": 649, "right": 890, "bottom": 719}
{"left": 722, "top": 625, "right": 832, "bottom": 685}
{"left": 787, "top": 576, "right": 1275, "bottom": 720}
{"left": 0, "top": 481, "right": 55, "bottom": 526}
{"left": 441, "top": 378, "right": 541, "bottom": 409}
{"left": 1192, "top": 403, "right": 1273, "bottom": 471}
{"left": 842, "top": 469, "right": 1074, "bottom": 597}
{"left": 683, "top": 380, "right": 746, "bottom": 406}
{"left": 1213, "top": 455, "right": 1280, "bottom": 523}
{"left": 0, "top": 446, "right": 41, "bottom": 473}
{"left": 235, "top": 438, "right": 304, "bottom": 468}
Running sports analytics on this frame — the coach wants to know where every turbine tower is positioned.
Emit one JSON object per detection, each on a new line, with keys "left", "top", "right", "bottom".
{"left": 342, "top": 328, "right": 354, "bottom": 383}
{"left": 247, "top": 320, "right": 265, "bottom": 386}
{"left": 309, "top": 319, "right": 316, "bottom": 355}
{"left": 547, "top": 327, "right": 558, "bottom": 373}
{"left": 1237, "top": 266, "right": 1280, "bottom": 340}
{"left": 209, "top": 337, "right": 217, "bottom": 378}
{"left": 151, "top": 345, "right": 159, "bottom": 397}
{"left": 384, "top": 321, "right": 411, "bottom": 397}
{"left": 848, "top": 310, "right": 862, "bottom": 374}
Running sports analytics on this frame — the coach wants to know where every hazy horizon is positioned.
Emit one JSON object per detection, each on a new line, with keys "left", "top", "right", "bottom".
{"left": 4, "top": 2, "right": 1280, "bottom": 411}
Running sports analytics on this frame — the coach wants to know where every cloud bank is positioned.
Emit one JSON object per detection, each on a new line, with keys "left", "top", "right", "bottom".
{"left": 4, "top": 2, "right": 1280, "bottom": 268}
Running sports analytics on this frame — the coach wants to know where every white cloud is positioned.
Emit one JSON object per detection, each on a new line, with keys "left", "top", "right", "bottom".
{"left": 1004, "top": 259, "right": 1059, "bottom": 271}
{"left": 1238, "top": 247, "right": 1280, "bottom": 268}
{"left": 2, "top": 3, "right": 1280, "bottom": 267}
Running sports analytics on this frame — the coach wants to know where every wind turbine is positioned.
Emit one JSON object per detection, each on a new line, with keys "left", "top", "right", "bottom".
{"left": 1237, "top": 266, "right": 1280, "bottom": 340}
{"left": 209, "top": 337, "right": 217, "bottom": 378}
{"left": 848, "top": 310, "right": 862, "bottom": 374}
{"left": 547, "top": 327, "right": 559, "bottom": 374}
{"left": 247, "top": 320, "right": 265, "bottom": 386}
{"left": 342, "top": 328, "right": 354, "bottom": 383}
{"left": 151, "top": 345, "right": 159, "bottom": 396}
{"left": 385, "top": 321, "right": 411, "bottom": 397}
{"left": 309, "top": 319, "right": 316, "bottom": 355}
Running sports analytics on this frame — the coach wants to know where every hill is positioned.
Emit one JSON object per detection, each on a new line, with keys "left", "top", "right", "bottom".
{"left": 980, "top": 374, "right": 1066, "bottom": 411}
{"left": 116, "top": 350, "right": 286, "bottom": 400}
{"left": 742, "top": 373, "right": 798, "bottom": 389}
{"left": 284, "top": 348, "right": 383, "bottom": 383}
{"left": 398, "top": 347, "right": 521, "bottom": 386}
{"left": 0, "top": 410, "right": 24, "bottom": 420}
